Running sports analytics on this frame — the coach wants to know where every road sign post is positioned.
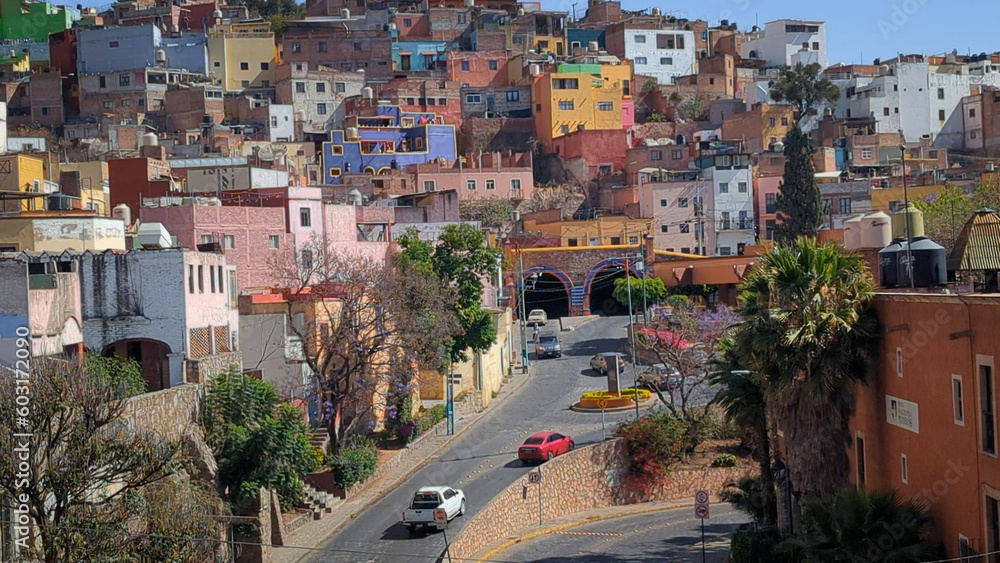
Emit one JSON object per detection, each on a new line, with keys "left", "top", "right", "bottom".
{"left": 527, "top": 469, "right": 543, "bottom": 525}
{"left": 695, "top": 490, "right": 709, "bottom": 562}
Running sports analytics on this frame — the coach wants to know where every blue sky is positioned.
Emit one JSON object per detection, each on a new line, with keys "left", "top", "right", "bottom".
{"left": 72, "top": 0, "right": 995, "bottom": 66}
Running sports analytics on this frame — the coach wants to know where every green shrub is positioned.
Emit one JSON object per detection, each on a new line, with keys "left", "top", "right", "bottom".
{"left": 415, "top": 404, "right": 447, "bottom": 432}
{"left": 613, "top": 411, "right": 688, "bottom": 493}
{"left": 712, "top": 453, "right": 738, "bottom": 467}
{"left": 730, "top": 524, "right": 790, "bottom": 563}
{"left": 331, "top": 444, "right": 378, "bottom": 490}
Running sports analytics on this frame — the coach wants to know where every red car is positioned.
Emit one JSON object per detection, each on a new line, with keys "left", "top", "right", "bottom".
{"left": 518, "top": 431, "right": 575, "bottom": 464}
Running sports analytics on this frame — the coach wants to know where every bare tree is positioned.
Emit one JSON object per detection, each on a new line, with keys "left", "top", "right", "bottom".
{"left": 0, "top": 360, "right": 186, "bottom": 563}
{"left": 635, "top": 303, "right": 739, "bottom": 450}
{"left": 272, "top": 243, "right": 460, "bottom": 454}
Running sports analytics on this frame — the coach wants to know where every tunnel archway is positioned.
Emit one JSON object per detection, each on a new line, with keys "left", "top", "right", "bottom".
{"left": 585, "top": 259, "right": 642, "bottom": 316}
{"left": 102, "top": 339, "right": 172, "bottom": 392}
{"left": 522, "top": 268, "right": 570, "bottom": 320}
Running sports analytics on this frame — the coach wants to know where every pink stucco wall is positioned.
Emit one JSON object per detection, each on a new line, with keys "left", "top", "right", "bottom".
{"left": 181, "top": 250, "right": 240, "bottom": 336}
{"left": 285, "top": 187, "right": 325, "bottom": 253}
{"left": 755, "top": 176, "right": 782, "bottom": 239}
{"left": 414, "top": 168, "right": 534, "bottom": 201}
{"left": 324, "top": 204, "right": 390, "bottom": 263}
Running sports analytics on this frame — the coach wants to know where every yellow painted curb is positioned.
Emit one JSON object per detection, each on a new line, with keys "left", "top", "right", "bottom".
{"left": 476, "top": 499, "right": 721, "bottom": 562}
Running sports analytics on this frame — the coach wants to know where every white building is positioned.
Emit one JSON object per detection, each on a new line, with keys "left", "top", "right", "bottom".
{"left": 741, "top": 19, "right": 827, "bottom": 70}
{"left": 622, "top": 29, "right": 696, "bottom": 85}
{"left": 702, "top": 154, "right": 754, "bottom": 256}
{"left": 848, "top": 56, "right": 1000, "bottom": 148}
{"left": 275, "top": 64, "right": 365, "bottom": 136}
{"left": 638, "top": 173, "right": 713, "bottom": 255}
{"left": 267, "top": 104, "right": 294, "bottom": 142}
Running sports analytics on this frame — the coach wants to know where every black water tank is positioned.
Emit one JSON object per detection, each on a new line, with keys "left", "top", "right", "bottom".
{"left": 878, "top": 239, "right": 903, "bottom": 288}
{"left": 908, "top": 237, "right": 948, "bottom": 287}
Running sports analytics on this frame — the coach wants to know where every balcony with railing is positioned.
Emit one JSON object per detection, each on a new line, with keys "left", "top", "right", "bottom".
{"left": 718, "top": 218, "right": 755, "bottom": 231}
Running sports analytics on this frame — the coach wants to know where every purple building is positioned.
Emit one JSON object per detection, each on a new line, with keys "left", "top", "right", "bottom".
{"left": 322, "top": 105, "right": 457, "bottom": 185}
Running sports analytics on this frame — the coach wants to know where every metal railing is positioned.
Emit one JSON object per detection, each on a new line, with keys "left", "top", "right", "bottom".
{"left": 718, "top": 219, "right": 754, "bottom": 231}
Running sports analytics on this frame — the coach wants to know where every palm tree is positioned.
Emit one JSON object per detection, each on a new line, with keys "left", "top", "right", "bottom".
{"left": 712, "top": 337, "right": 777, "bottom": 526}
{"left": 736, "top": 238, "right": 876, "bottom": 501}
{"left": 782, "top": 488, "right": 943, "bottom": 562}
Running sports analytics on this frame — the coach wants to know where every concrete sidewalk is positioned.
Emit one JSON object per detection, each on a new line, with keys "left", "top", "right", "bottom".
{"left": 271, "top": 366, "right": 532, "bottom": 563}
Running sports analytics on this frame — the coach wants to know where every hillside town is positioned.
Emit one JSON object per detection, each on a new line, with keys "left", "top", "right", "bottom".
{"left": 2, "top": 0, "right": 1000, "bottom": 561}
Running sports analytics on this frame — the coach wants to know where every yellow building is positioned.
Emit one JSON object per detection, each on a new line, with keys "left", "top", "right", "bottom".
{"left": 532, "top": 62, "right": 633, "bottom": 150}
{"left": 0, "top": 154, "right": 48, "bottom": 211}
{"left": 207, "top": 21, "right": 278, "bottom": 92}
{"left": 58, "top": 161, "right": 110, "bottom": 215}
{"left": 523, "top": 211, "right": 652, "bottom": 247}
{"left": 870, "top": 184, "right": 945, "bottom": 213}
{"left": 0, "top": 212, "right": 127, "bottom": 253}
{"left": 509, "top": 11, "right": 568, "bottom": 57}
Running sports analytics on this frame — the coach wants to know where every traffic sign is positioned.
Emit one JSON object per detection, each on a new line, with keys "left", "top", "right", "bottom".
{"left": 695, "top": 504, "right": 710, "bottom": 519}
{"left": 527, "top": 471, "right": 542, "bottom": 484}
{"left": 694, "top": 489, "right": 710, "bottom": 520}
{"left": 434, "top": 508, "right": 448, "bottom": 530}
{"left": 694, "top": 490, "right": 709, "bottom": 505}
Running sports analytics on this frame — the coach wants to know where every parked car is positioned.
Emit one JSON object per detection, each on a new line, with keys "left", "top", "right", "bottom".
{"left": 638, "top": 363, "right": 681, "bottom": 391}
{"left": 527, "top": 309, "right": 548, "bottom": 326}
{"left": 590, "top": 352, "right": 626, "bottom": 375}
{"left": 401, "top": 486, "right": 466, "bottom": 534}
{"left": 535, "top": 333, "right": 562, "bottom": 358}
{"left": 518, "top": 431, "right": 575, "bottom": 464}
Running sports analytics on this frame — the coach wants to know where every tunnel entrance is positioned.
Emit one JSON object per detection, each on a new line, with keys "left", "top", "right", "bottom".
{"left": 588, "top": 265, "right": 630, "bottom": 316}
{"left": 522, "top": 272, "right": 569, "bottom": 320}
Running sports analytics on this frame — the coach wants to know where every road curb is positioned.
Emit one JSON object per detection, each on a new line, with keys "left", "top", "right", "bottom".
{"left": 568, "top": 397, "right": 657, "bottom": 413}
{"left": 287, "top": 371, "right": 535, "bottom": 561}
{"left": 474, "top": 498, "right": 724, "bottom": 562}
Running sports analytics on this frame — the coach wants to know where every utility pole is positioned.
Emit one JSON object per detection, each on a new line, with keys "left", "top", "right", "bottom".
{"left": 625, "top": 255, "right": 640, "bottom": 422}
{"left": 517, "top": 248, "right": 530, "bottom": 370}
{"left": 641, "top": 236, "right": 649, "bottom": 325}
{"left": 900, "top": 145, "right": 915, "bottom": 289}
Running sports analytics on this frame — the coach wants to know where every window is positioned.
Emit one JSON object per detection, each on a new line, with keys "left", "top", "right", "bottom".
{"left": 769, "top": 117, "right": 776, "bottom": 127}
{"left": 661, "top": 225, "right": 669, "bottom": 233}
{"left": 121, "top": 99, "right": 130, "bottom": 107}
{"left": 269, "top": 235, "right": 280, "bottom": 249}
{"left": 680, "top": 247, "right": 690, "bottom": 254}
{"left": 589, "top": 237, "right": 600, "bottom": 246}
{"left": 567, "top": 238, "right": 578, "bottom": 246}
{"left": 884, "top": 107, "right": 890, "bottom": 116}
{"left": 335, "top": 82, "right": 346, "bottom": 93}
{"left": 403, "top": 17, "right": 412, "bottom": 26}
{"left": 981, "top": 362, "right": 996, "bottom": 455}
{"left": 660, "top": 199, "right": 668, "bottom": 207}
{"left": 765, "top": 193, "right": 777, "bottom": 213}
{"left": 561, "top": 125, "right": 570, "bottom": 134}
{"left": 738, "top": 182, "right": 747, "bottom": 193}
{"left": 353, "top": 42, "right": 362, "bottom": 52}
{"left": 971, "top": 108, "right": 977, "bottom": 118}
{"left": 240, "top": 62, "right": 249, "bottom": 70}
{"left": 329, "top": 167, "right": 341, "bottom": 177}
{"left": 953, "top": 374, "right": 965, "bottom": 426}
{"left": 597, "top": 101, "right": 614, "bottom": 111}
{"left": 466, "top": 179, "right": 477, "bottom": 190}
{"left": 672, "top": 150, "right": 682, "bottom": 160}
{"left": 485, "top": 179, "right": 495, "bottom": 190}
{"left": 937, "top": 87, "right": 945, "bottom": 100}
{"left": 822, "top": 199, "right": 833, "bottom": 214}
{"left": 465, "top": 93, "right": 482, "bottom": 103}
{"left": 678, "top": 197, "right": 688, "bottom": 208}
{"left": 188, "top": 265, "right": 195, "bottom": 293}
{"left": 900, "top": 454, "right": 908, "bottom": 484}
{"left": 138, "top": 98, "right": 144, "bottom": 107}
{"left": 197, "top": 265, "right": 204, "bottom": 293}
{"left": 99, "top": 76, "right": 106, "bottom": 88}
{"left": 317, "top": 41, "right": 327, "bottom": 53}
{"left": 719, "top": 246, "right": 732, "bottom": 256}
{"left": 634, "top": 35, "right": 646, "bottom": 43}
{"left": 610, "top": 236, "right": 621, "bottom": 245}
{"left": 634, "top": 57, "right": 647, "bottom": 65}
{"left": 628, "top": 236, "right": 639, "bottom": 244}
{"left": 241, "top": 80, "right": 250, "bottom": 88}
{"left": 295, "top": 82, "right": 306, "bottom": 93}
{"left": 223, "top": 235, "right": 235, "bottom": 249}
{"left": 679, "top": 223, "right": 690, "bottom": 233}
{"left": 781, "top": 116, "right": 789, "bottom": 126}
{"left": 511, "top": 178, "right": 521, "bottom": 191}
{"left": 718, "top": 182, "right": 728, "bottom": 193}
{"left": 989, "top": 496, "right": 1000, "bottom": 558}
{"left": 657, "top": 33, "right": 684, "bottom": 49}
{"left": 119, "top": 73, "right": 130, "bottom": 87}
{"left": 558, "top": 101, "right": 574, "bottom": 110}
{"left": 553, "top": 78, "right": 578, "bottom": 89}
{"left": 489, "top": 60, "right": 498, "bottom": 70}
{"left": 317, "top": 103, "right": 327, "bottom": 115}
{"left": 300, "top": 207, "right": 312, "bottom": 227}
{"left": 102, "top": 100, "right": 112, "bottom": 109}
{"left": 301, "top": 249, "right": 313, "bottom": 270}
{"left": 856, "top": 435, "right": 866, "bottom": 485}
{"left": 457, "top": 12, "right": 466, "bottom": 23}
{"left": 461, "top": 61, "right": 470, "bottom": 71}
{"left": 261, "top": 61, "right": 270, "bottom": 70}
{"left": 210, "top": 265, "right": 216, "bottom": 293}
{"left": 292, "top": 42, "right": 301, "bottom": 53}
{"left": 861, "top": 147, "right": 873, "bottom": 159}
{"left": 315, "top": 82, "right": 325, "bottom": 93}
{"left": 939, "top": 109, "right": 946, "bottom": 122}
{"left": 650, "top": 150, "right": 662, "bottom": 161}
{"left": 109, "top": 40, "right": 119, "bottom": 48}
{"left": 201, "top": 235, "right": 213, "bottom": 245}
{"left": 765, "top": 219, "right": 776, "bottom": 240}
{"left": 840, "top": 197, "right": 852, "bottom": 214}
{"left": 506, "top": 90, "right": 519, "bottom": 102}
{"left": 659, "top": 56, "right": 673, "bottom": 65}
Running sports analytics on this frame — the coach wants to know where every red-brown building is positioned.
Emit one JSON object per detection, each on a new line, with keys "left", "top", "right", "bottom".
{"left": 446, "top": 50, "right": 510, "bottom": 87}
{"left": 551, "top": 129, "right": 630, "bottom": 182}
{"left": 281, "top": 24, "right": 394, "bottom": 80}
{"left": 107, "top": 145, "right": 181, "bottom": 215}
{"left": 165, "top": 83, "right": 225, "bottom": 132}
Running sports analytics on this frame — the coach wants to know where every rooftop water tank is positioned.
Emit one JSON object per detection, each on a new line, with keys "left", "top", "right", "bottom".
{"left": 112, "top": 203, "right": 132, "bottom": 227}
{"left": 464, "top": 0, "right": 473, "bottom": 6}
{"left": 155, "top": 49, "right": 166, "bottom": 65}
{"left": 212, "top": 9, "right": 222, "bottom": 19}
{"left": 362, "top": 86, "right": 374, "bottom": 99}
{"left": 859, "top": 210, "right": 891, "bottom": 249}
{"left": 341, "top": 8, "right": 350, "bottom": 18}
{"left": 137, "top": 222, "right": 172, "bottom": 249}
{"left": 346, "top": 126, "right": 360, "bottom": 140}
{"left": 348, "top": 189, "right": 363, "bottom": 206}
{"left": 878, "top": 239, "right": 903, "bottom": 288}
{"left": 143, "top": 132, "right": 159, "bottom": 147}
{"left": 891, "top": 202, "right": 925, "bottom": 239}
{"left": 843, "top": 214, "right": 863, "bottom": 250}
{"left": 588, "top": 41, "right": 599, "bottom": 52}
{"left": 907, "top": 237, "right": 948, "bottom": 287}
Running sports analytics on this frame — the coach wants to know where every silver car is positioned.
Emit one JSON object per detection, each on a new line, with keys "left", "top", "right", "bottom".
{"left": 638, "top": 363, "right": 681, "bottom": 391}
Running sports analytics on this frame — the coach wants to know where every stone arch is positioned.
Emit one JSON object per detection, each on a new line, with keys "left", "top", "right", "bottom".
{"left": 102, "top": 338, "right": 172, "bottom": 392}
{"left": 522, "top": 266, "right": 573, "bottom": 319}
{"left": 584, "top": 258, "right": 643, "bottom": 315}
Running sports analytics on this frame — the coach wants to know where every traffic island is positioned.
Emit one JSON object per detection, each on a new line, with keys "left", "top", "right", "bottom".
{"left": 570, "top": 388, "right": 655, "bottom": 412}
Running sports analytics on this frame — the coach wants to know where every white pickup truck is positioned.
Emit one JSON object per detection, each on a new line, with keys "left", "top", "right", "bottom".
{"left": 401, "top": 486, "right": 466, "bottom": 534}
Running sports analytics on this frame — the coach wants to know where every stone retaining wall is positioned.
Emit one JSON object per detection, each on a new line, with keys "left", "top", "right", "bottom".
{"left": 119, "top": 383, "right": 202, "bottom": 442}
{"left": 448, "top": 439, "right": 754, "bottom": 559}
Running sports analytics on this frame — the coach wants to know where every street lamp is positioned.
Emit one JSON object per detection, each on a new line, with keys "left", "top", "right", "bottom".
{"left": 625, "top": 256, "right": 640, "bottom": 422}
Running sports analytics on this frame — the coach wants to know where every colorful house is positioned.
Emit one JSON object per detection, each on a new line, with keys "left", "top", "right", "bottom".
{"left": 532, "top": 62, "right": 633, "bottom": 150}
{"left": 0, "top": 154, "right": 49, "bottom": 211}
{"left": 391, "top": 41, "right": 447, "bottom": 72}
{"left": 0, "top": 0, "right": 79, "bottom": 42}
{"left": 207, "top": 21, "right": 278, "bottom": 92}
{"left": 322, "top": 105, "right": 457, "bottom": 185}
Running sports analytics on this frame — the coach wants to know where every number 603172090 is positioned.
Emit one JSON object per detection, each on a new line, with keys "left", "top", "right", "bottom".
{"left": 14, "top": 326, "right": 29, "bottom": 373}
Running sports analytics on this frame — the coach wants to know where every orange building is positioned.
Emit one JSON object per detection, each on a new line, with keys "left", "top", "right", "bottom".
{"left": 848, "top": 292, "right": 1000, "bottom": 560}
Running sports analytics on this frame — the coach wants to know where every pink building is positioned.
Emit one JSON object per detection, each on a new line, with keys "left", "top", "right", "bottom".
{"left": 325, "top": 204, "right": 391, "bottom": 264}
{"left": 639, "top": 174, "right": 714, "bottom": 255}
{"left": 410, "top": 152, "right": 534, "bottom": 201}
{"left": 755, "top": 176, "right": 782, "bottom": 242}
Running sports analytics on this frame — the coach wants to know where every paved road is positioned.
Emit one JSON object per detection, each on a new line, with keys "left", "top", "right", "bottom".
{"left": 307, "top": 317, "right": 650, "bottom": 563}
{"left": 499, "top": 506, "right": 749, "bottom": 562}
